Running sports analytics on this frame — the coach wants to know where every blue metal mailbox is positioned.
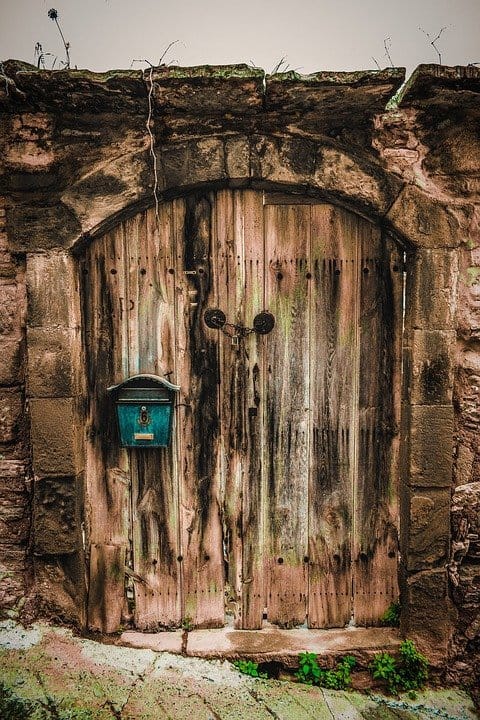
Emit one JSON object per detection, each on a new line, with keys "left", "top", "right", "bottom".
{"left": 107, "top": 374, "right": 180, "bottom": 448}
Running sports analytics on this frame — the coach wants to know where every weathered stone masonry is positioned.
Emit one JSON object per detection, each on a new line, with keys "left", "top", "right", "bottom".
{"left": 0, "top": 60, "right": 479, "bottom": 677}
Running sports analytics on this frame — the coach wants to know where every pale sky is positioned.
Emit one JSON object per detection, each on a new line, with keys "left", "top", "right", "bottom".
{"left": 1, "top": 0, "right": 479, "bottom": 77}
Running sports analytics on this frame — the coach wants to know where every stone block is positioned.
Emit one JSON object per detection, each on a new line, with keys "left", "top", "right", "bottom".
{"left": 26, "top": 327, "right": 74, "bottom": 397}
{"left": 30, "top": 397, "right": 79, "bottom": 476}
{"left": 7, "top": 202, "right": 82, "bottom": 253}
{"left": 410, "top": 330, "right": 455, "bottom": 405}
{"left": 405, "top": 249, "right": 457, "bottom": 331}
{"left": 0, "top": 337, "right": 24, "bottom": 385}
{"left": 251, "top": 135, "right": 315, "bottom": 187}
{"left": 26, "top": 252, "right": 78, "bottom": 328}
{"left": 387, "top": 185, "right": 462, "bottom": 249}
{"left": 314, "top": 146, "right": 398, "bottom": 215}
{"left": 33, "top": 476, "right": 79, "bottom": 555}
{"left": 161, "top": 137, "right": 226, "bottom": 189}
{"left": 408, "top": 405, "right": 454, "bottom": 488}
{"left": 0, "top": 387, "right": 23, "bottom": 444}
{"left": 225, "top": 136, "right": 250, "bottom": 179}
{"left": 405, "top": 569, "right": 456, "bottom": 660}
{"left": 407, "top": 488, "right": 450, "bottom": 572}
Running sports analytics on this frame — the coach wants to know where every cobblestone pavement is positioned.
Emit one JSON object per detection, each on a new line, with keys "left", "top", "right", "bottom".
{"left": 0, "top": 621, "right": 478, "bottom": 719}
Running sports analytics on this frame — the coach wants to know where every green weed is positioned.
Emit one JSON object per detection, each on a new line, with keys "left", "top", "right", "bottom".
{"left": 370, "top": 639, "right": 428, "bottom": 695}
{"left": 233, "top": 659, "right": 268, "bottom": 678}
{"left": 296, "top": 652, "right": 356, "bottom": 689}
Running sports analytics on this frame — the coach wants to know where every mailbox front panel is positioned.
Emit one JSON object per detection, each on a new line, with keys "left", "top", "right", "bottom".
{"left": 117, "top": 402, "right": 173, "bottom": 447}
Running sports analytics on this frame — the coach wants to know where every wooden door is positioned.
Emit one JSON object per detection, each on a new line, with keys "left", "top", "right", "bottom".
{"left": 82, "top": 190, "right": 401, "bottom": 633}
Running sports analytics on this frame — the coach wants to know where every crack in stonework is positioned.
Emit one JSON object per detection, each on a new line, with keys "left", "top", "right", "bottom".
{"left": 247, "top": 686, "right": 280, "bottom": 719}
{"left": 320, "top": 688, "right": 336, "bottom": 720}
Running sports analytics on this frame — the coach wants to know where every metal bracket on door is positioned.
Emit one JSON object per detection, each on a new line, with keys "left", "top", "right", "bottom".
{"left": 203, "top": 308, "right": 275, "bottom": 342}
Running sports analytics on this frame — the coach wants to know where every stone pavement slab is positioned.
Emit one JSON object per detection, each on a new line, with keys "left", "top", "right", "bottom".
{"left": 0, "top": 621, "right": 478, "bottom": 719}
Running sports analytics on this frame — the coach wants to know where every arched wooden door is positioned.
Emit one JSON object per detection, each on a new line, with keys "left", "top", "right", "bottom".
{"left": 82, "top": 189, "right": 402, "bottom": 632}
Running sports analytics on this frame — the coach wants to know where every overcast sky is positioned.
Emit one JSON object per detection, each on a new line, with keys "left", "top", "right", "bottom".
{"left": 1, "top": 0, "right": 479, "bottom": 77}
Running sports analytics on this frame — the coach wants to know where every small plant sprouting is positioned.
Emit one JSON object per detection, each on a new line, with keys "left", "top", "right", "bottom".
{"left": 48, "top": 8, "right": 70, "bottom": 69}
{"left": 181, "top": 616, "right": 193, "bottom": 631}
{"left": 233, "top": 660, "right": 268, "bottom": 678}
{"left": 369, "top": 639, "right": 428, "bottom": 695}
{"left": 296, "top": 652, "right": 356, "bottom": 689}
{"left": 380, "top": 600, "right": 400, "bottom": 627}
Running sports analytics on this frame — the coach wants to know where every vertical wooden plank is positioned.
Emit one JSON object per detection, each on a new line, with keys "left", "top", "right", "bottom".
{"left": 175, "top": 195, "right": 225, "bottom": 628}
{"left": 264, "top": 204, "right": 309, "bottom": 627}
{"left": 215, "top": 189, "right": 243, "bottom": 627}
{"left": 240, "top": 191, "right": 266, "bottom": 629}
{"left": 84, "top": 227, "right": 131, "bottom": 632}
{"left": 353, "top": 225, "right": 401, "bottom": 625}
{"left": 308, "top": 205, "right": 357, "bottom": 628}
{"left": 129, "top": 206, "right": 181, "bottom": 629}
{"left": 87, "top": 545, "right": 126, "bottom": 634}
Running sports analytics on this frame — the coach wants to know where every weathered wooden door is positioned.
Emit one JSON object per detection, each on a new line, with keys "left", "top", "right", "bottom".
{"left": 82, "top": 189, "right": 401, "bottom": 632}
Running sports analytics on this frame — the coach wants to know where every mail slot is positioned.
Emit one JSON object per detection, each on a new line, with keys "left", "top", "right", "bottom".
{"left": 107, "top": 374, "right": 180, "bottom": 448}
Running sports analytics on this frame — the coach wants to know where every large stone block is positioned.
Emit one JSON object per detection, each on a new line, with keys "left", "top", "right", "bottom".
{"left": 407, "top": 488, "right": 450, "bottom": 572}
{"left": 26, "top": 252, "right": 79, "bottom": 328}
{"left": 408, "top": 405, "right": 454, "bottom": 487}
{"left": 7, "top": 202, "right": 82, "bottom": 253}
{"left": 161, "top": 137, "right": 226, "bottom": 189}
{"left": 33, "top": 476, "right": 79, "bottom": 555}
{"left": 406, "top": 250, "right": 458, "bottom": 337}
{"left": 313, "top": 146, "right": 401, "bottom": 215}
{"left": 30, "top": 397, "right": 79, "bottom": 476}
{"left": 251, "top": 135, "right": 315, "bottom": 187}
{"left": 405, "top": 569, "right": 456, "bottom": 660}
{"left": 410, "top": 330, "right": 455, "bottom": 405}
{"left": 26, "top": 327, "right": 74, "bottom": 397}
{"left": 406, "top": 249, "right": 457, "bottom": 332}
{"left": 387, "top": 186, "right": 462, "bottom": 249}
{"left": 0, "top": 387, "right": 23, "bottom": 444}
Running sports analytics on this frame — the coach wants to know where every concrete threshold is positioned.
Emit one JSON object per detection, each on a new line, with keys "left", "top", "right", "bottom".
{"left": 120, "top": 626, "right": 401, "bottom": 666}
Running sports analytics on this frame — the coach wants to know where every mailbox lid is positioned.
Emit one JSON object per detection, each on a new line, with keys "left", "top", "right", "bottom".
{"left": 117, "top": 387, "right": 171, "bottom": 403}
{"left": 117, "top": 402, "right": 174, "bottom": 447}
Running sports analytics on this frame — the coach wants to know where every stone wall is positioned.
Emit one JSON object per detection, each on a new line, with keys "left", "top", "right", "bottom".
{"left": 0, "top": 60, "right": 479, "bottom": 678}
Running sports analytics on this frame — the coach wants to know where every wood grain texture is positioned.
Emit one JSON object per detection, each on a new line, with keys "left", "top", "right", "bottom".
{"left": 82, "top": 190, "right": 401, "bottom": 633}
{"left": 353, "top": 227, "right": 401, "bottom": 625}
{"left": 308, "top": 205, "right": 357, "bottom": 628}
{"left": 127, "top": 206, "right": 181, "bottom": 629}
{"left": 264, "top": 204, "right": 309, "bottom": 627}
{"left": 174, "top": 195, "right": 225, "bottom": 628}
